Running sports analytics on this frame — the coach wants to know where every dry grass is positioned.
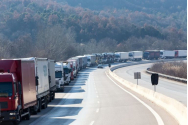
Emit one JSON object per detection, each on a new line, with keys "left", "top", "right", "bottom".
{"left": 149, "top": 61, "right": 187, "bottom": 79}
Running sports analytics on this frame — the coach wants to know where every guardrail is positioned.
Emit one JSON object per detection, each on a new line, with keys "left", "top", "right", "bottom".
{"left": 146, "top": 70, "right": 187, "bottom": 83}
{"left": 109, "top": 58, "right": 187, "bottom": 125}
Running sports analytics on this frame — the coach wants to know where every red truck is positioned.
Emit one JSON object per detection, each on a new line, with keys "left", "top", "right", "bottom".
{"left": 143, "top": 50, "right": 160, "bottom": 60}
{"left": 0, "top": 60, "right": 38, "bottom": 125}
{"left": 67, "top": 61, "right": 74, "bottom": 80}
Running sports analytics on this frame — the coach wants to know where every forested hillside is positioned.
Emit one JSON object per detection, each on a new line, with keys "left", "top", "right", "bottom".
{"left": 0, "top": 0, "right": 186, "bottom": 60}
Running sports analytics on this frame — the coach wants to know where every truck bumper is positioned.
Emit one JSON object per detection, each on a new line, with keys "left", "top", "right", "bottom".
{"left": 0, "top": 111, "right": 18, "bottom": 122}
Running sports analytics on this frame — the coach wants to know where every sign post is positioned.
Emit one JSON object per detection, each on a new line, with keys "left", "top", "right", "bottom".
{"left": 134, "top": 72, "right": 141, "bottom": 85}
{"left": 151, "top": 74, "right": 159, "bottom": 92}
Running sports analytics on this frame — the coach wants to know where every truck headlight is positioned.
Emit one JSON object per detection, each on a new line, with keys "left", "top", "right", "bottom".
{"left": 10, "top": 113, "right": 16, "bottom": 115}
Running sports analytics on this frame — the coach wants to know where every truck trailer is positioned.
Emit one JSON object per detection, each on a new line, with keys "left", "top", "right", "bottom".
{"left": 48, "top": 59, "right": 56, "bottom": 101}
{"left": 85, "top": 55, "right": 96, "bottom": 67}
{"left": 143, "top": 50, "right": 160, "bottom": 60}
{"left": 129, "top": 51, "right": 143, "bottom": 61}
{"left": 0, "top": 60, "right": 38, "bottom": 124}
{"left": 63, "top": 62, "right": 71, "bottom": 85}
{"left": 21, "top": 57, "right": 50, "bottom": 112}
{"left": 114, "top": 52, "right": 129, "bottom": 62}
{"left": 160, "top": 50, "right": 175, "bottom": 59}
{"left": 174, "top": 50, "right": 187, "bottom": 58}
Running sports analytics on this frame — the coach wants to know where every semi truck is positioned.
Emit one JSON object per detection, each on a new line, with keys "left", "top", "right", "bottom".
{"left": 63, "top": 62, "right": 71, "bottom": 85}
{"left": 114, "top": 52, "right": 129, "bottom": 62}
{"left": 160, "top": 50, "right": 175, "bottom": 59}
{"left": 129, "top": 51, "right": 143, "bottom": 61}
{"left": 55, "top": 62, "right": 64, "bottom": 92}
{"left": 0, "top": 60, "right": 38, "bottom": 124}
{"left": 85, "top": 55, "right": 96, "bottom": 67}
{"left": 174, "top": 50, "right": 187, "bottom": 58}
{"left": 48, "top": 60, "right": 56, "bottom": 101}
{"left": 67, "top": 59, "right": 78, "bottom": 77}
{"left": 70, "top": 57, "right": 82, "bottom": 70}
{"left": 77, "top": 56, "right": 87, "bottom": 69}
{"left": 21, "top": 57, "right": 50, "bottom": 112}
{"left": 143, "top": 50, "right": 160, "bottom": 60}
{"left": 67, "top": 60, "right": 74, "bottom": 80}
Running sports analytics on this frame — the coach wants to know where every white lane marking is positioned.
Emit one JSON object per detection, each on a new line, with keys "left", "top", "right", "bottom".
{"left": 90, "top": 121, "right": 95, "bottom": 125}
{"left": 106, "top": 72, "right": 164, "bottom": 125}
{"left": 97, "top": 101, "right": 100, "bottom": 104}
{"left": 96, "top": 108, "right": 99, "bottom": 113}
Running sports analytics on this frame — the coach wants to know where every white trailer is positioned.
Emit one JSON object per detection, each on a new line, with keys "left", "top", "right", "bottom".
{"left": 63, "top": 62, "right": 71, "bottom": 85}
{"left": 115, "top": 52, "right": 129, "bottom": 62}
{"left": 160, "top": 50, "right": 175, "bottom": 59}
{"left": 67, "top": 58, "right": 79, "bottom": 76}
{"left": 21, "top": 57, "right": 50, "bottom": 111}
{"left": 48, "top": 59, "right": 56, "bottom": 101}
{"left": 175, "top": 50, "right": 187, "bottom": 58}
{"left": 129, "top": 51, "right": 143, "bottom": 61}
{"left": 77, "top": 56, "right": 87, "bottom": 69}
{"left": 85, "top": 55, "right": 96, "bottom": 67}
{"left": 55, "top": 62, "right": 64, "bottom": 92}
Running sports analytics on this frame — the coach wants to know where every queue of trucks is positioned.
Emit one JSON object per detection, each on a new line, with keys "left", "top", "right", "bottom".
{"left": 0, "top": 49, "right": 186, "bottom": 124}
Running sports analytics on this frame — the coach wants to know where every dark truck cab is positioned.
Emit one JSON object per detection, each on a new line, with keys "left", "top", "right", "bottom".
{"left": 143, "top": 50, "right": 160, "bottom": 60}
{"left": 0, "top": 60, "right": 37, "bottom": 125}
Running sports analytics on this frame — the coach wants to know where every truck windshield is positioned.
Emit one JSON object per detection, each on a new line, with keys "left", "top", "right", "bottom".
{"left": 87, "top": 59, "right": 91, "bottom": 62}
{"left": 160, "top": 52, "right": 163, "bottom": 55}
{"left": 64, "top": 68, "right": 69, "bottom": 74}
{"left": 0, "top": 82, "right": 13, "bottom": 97}
{"left": 55, "top": 71, "right": 62, "bottom": 78}
{"left": 115, "top": 54, "right": 120, "bottom": 58}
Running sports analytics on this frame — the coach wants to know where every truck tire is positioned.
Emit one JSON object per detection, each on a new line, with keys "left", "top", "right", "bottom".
{"left": 42, "top": 96, "right": 47, "bottom": 109}
{"left": 25, "top": 109, "right": 30, "bottom": 120}
{"left": 49, "top": 93, "right": 52, "bottom": 102}
{"left": 38, "top": 99, "right": 42, "bottom": 112}
{"left": 52, "top": 92, "right": 55, "bottom": 100}
{"left": 13, "top": 111, "right": 21, "bottom": 125}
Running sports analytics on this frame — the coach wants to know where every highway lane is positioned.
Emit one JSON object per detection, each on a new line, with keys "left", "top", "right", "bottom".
{"left": 1, "top": 64, "right": 178, "bottom": 125}
{"left": 114, "top": 62, "right": 187, "bottom": 105}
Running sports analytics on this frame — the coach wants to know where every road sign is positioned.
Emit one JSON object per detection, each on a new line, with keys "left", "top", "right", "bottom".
{"left": 151, "top": 73, "right": 159, "bottom": 92}
{"left": 134, "top": 72, "right": 141, "bottom": 85}
{"left": 151, "top": 74, "right": 159, "bottom": 85}
{"left": 134, "top": 72, "right": 141, "bottom": 79}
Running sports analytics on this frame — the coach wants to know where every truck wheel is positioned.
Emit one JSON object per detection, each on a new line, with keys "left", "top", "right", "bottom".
{"left": 25, "top": 109, "right": 30, "bottom": 120}
{"left": 38, "top": 99, "right": 42, "bottom": 112}
{"left": 13, "top": 111, "right": 21, "bottom": 125}
{"left": 49, "top": 93, "right": 52, "bottom": 102}
{"left": 42, "top": 96, "right": 47, "bottom": 109}
{"left": 52, "top": 92, "right": 55, "bottom": 100}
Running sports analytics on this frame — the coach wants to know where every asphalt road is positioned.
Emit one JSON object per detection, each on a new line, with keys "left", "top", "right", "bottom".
{"left": 114, "top": 62, "right": 187, "bottom": 105}
{"left": 1, "top": 64, "right": 178, "bottom": 125}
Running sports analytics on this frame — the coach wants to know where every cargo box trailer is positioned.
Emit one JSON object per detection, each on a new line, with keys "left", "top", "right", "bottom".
{"left": 48, "top": 59, "right": 56, "bottom": 102}
{"left": 160, "top": 50, "right": 175, "bottom": 59}
{"left": 174, "top": 50, "right": 187, "bottom": 58}
{"left": 129, "top": 51, "right": 143, "bottom": 61}
{"left": 85, "top": 55, "right": 96, "bottom": 67}
{"left": 114, "top": 52, "right": 129, "bottom": 62}
{"left": 21, "top": 57, "right": 50, "bottom": 112}
{"left": 63, "top": 62, "right": 71, "bottom": 85}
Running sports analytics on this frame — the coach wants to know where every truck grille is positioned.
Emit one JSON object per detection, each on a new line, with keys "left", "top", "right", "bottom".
{"left": 0, "top": 102, "right": 8, "bottom": 109}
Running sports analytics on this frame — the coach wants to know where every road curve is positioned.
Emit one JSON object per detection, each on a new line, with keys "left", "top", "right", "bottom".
{"left": 1, "top": 64, "right": 178, "bottom": 125}
{"left": 114, "top": 62, "right": 187, "bottom": 105}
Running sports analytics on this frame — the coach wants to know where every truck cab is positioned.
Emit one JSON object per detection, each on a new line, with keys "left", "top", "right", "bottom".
{"left": 63, "top": 62, "right": 71, "bottom": 85}
{"left": 55, "top": 62, "right": 64, "bottom": 92}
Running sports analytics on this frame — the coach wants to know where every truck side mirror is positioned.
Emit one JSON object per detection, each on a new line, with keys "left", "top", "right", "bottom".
{"left": 18, "top": 82, "right": 22, "bottom": 94}
{"left": 151, "top": 74, "right": 159, "bottom": 85}
{"left": 49, "top": 76, "right": 51, "bottom": 84}
{"left": 36, "top": 76, "right": 39, "bottom": 86}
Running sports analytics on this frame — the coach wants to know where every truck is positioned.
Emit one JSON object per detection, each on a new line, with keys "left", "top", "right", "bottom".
{"left": 174, "top": 50, "right": 187, "bottom": 58}
{"left": 63, "top": 62, "right": 71, "bottom": 85}
{"left": 160, "top": 50, "right": 175, "bottom": 59}
{"left": 76, "top": 56, "right": 87, "bottom": 69}
{"left": 114, "top": 52, "right": 129, "bottom": 62}
{"left": 67, "top": 59, "right": 78, "bottom": 77}
{"left": 129, "top": 51, "right": 143, "bottom": 61}
{"left": 0, "top": 60, "right": 38, "bottom": 124}
{"left": 84, "top": 55, "right": 96, "bottom": 67}
{"left": 143, "top": 50, "right": 160, "bottom": 60}
{"left": 48, "top": 60, "right": 56, "bottom": 101}
{"left": 70, "top": 57, "right": 82, "bottom": 70}
{"left": 67, "top": 60, "right": 74, "bottom": 80}
{"left": 21, "top": 57, "right": 50, "bottom": 112}
{"left": 55, "top": 62, "right": 64, "bottom": 92}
